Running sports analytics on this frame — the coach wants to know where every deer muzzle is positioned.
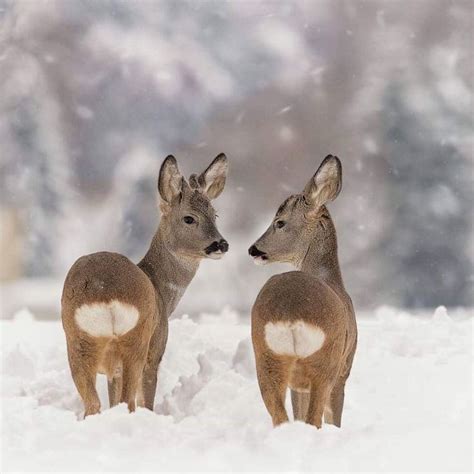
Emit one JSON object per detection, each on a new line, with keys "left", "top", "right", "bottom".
{"left": 248, "top": 245, "right": 268, "bottom": 265}
{"left": 205, "top": 239, "right": 229, "bottom": 259}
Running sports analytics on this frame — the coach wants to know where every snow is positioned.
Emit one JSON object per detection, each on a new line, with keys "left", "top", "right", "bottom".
{"left": 1, "top": 306, "right": 472, "bottom": 472}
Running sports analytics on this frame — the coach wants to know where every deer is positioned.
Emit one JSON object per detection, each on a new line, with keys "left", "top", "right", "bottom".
{"left": 248, "top": 154, "right": 357, "bottom": 429}
{"left": 61, "top": 153, "right": 229, "bottom": 417}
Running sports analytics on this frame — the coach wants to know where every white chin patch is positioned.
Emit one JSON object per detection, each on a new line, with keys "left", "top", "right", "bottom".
{"left": 207, "top": 251, "right": 224, "bottom": 260}
{"left": 253, "top": 256, "right": 268, "bottom": 266}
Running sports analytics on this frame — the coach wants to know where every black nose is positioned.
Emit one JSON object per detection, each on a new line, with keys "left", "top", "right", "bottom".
{"left": 205, "top": 241, "right": 220, "bottom": 254}
{"left": 218, "top": 239, "right": 229, "bottom": 253}
{"left": 248, "top": 245, "right": 266, "bottom": 257}
{"left": 205, "top": 240, "right": 229, "bottom": 254}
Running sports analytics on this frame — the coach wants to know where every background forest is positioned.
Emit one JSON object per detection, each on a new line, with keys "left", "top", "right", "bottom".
{"left": 1, "top": 0, "right": 472, "bottom": 318}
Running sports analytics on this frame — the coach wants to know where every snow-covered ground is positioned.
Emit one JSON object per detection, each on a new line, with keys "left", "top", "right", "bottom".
{"left": 1, "top": 306, "right": 472, "bottom": 472}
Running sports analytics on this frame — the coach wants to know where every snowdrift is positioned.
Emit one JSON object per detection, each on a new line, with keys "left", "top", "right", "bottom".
{"left": 1, "top": 306, "right": 472, "bottom": 472}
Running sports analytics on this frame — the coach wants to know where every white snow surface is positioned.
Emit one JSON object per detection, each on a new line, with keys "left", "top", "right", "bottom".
{"left": 1, "top": 306, "right": 472, "bottom": 472}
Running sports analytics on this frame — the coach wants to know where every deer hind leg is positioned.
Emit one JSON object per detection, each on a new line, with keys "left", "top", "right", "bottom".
{"left": 291, "top": 390, "right": 310, "bottom": 421}
{"left": 136, "top": 372, "right": 145, "bottom": 408}
{"left": 256, "top": 353, "right": 290, "bottom": 426}
{"left": 67, "top": 340, "right": 100, "bottom": 417}
{"left": 305, "top": 379, "right": 332, "bottom": 429}
{"left": 120, "top": 358, "right": 146, "bottom": 413}
{"left": 119, "top": 338, "right": 148, "bottom": 413}
{"left": 326, "top": 351, "right": 356, "bottom": 427}
{"left": 105, "top": 341, "right": 123, "bottom": 408}
{"left": 107, "top": 374, "right": 123, "bottom": 408}
{"left": 325, "top": 378, "right": 345, "bottom": 427}
{"left": 305, "top": 355, "right": 337, "bottom": 429}
{"left": 304, "top": 338, "right": 348, "bottom": 428}
{"left": 326, "top": 343, "right": 356, "bottom": 427}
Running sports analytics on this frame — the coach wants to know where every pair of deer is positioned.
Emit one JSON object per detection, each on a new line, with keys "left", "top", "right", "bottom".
{"left": 62, "top": 153, "right": 357, "bottom": 429}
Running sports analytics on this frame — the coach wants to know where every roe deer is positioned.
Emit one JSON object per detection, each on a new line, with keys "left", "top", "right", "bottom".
{"left": 248, "top": 154, "right": 356, "bottom": 428}
{"left": 62, "top": 153, "right": 229, "bottom": 417}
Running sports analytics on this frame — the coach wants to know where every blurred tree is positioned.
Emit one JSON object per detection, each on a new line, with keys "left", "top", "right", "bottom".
{"left": 0, "top": 49, "right": 70, "bottom": 277}
{"left": 381, "top": 83, "right": 473, "bottom": 306}
{"left": 0, "top": 0, "right": 472, "bottom": 310}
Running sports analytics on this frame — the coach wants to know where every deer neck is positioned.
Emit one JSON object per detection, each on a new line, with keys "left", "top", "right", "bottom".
{"left": 138, "top": 226, "right": 199, "bottom": 317}
{"left": 299, "top": 212, "right": 346, "bottom": 295}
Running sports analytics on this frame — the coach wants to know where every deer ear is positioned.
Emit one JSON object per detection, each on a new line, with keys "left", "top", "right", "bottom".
{"left": 158, "top": 155, "right": 184, "bottom": 206}
{"left": 197, "top": 153, "right": 228, "bottom": 200}
{"left": 303, "top": 155, "right": 342, "bottom": 210}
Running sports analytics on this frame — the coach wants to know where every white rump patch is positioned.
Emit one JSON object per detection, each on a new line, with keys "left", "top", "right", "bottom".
{"left": 264, "top": 320, "right": 325, "bottom": 358}
{"left": 75, "top": 300, "right": 139, "bottom": 337}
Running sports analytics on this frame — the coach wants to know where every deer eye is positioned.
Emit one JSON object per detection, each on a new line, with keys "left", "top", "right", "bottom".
{"left": 183, "top": 216, "right": 195, "bottom": 224}
{"left": 275, "top": 220, "right": 286, "bottom": 229}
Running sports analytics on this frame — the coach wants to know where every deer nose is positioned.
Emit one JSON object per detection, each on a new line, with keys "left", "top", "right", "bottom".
{"left": 248, "top": 245, "right": 266, "bottom": 257}
{"left": 205, "top": 239, "right": 229, "bottom": 254}
{"left": 218, "top": 239, "right": 229, "bottom": 253}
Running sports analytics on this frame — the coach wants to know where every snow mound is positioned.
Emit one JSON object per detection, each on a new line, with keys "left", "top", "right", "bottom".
{"left": 1, "top": 307, "right": 472, "bottom": 472}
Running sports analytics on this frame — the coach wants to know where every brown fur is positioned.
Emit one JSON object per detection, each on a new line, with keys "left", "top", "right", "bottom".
{"left": 62, "top": 154, "right": 228, "bottom": 417}
{"left": 249, "top": 155, "right": 357, "bottom": 429}
{"left": 62, "top": 252, "right": 157, "bottom": 415}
